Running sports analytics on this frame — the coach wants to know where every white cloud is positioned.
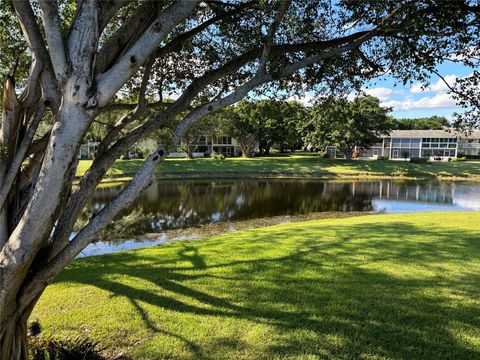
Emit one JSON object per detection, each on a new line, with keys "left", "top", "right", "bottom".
{"left": 361, "top": 87, "right": 394, "bottom": 100}
{"left": 384, "top": 92, "right": 457, "bottom": 111}
{"left": 448, "top": 47, "right": 479, "bottom": 62}
{"left": 410, "top": 74, "right": 458, "bottom": 94}
{"left": 287, "top": 93, "right": 315, "bottom": 106}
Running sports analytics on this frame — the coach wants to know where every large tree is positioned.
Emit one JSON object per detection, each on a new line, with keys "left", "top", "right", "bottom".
{"left": 394, "top": 116, "right": 450, "bottom": 130}
{"left": 216, "top": 99, "right": 307, "bottom": 157}
{"left": 243, "top": 99, "right": 306, "bottom": 154}
{"left": 302, "top": 96, "right": 394, "bottom": 159}
{"left": 0, "top": 0, "right": 478, "bottom": 357}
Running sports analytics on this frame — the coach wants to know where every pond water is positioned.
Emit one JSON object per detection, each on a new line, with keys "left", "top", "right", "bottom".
{"left": 79, "top": 179, "right": 480, "bottom": 257}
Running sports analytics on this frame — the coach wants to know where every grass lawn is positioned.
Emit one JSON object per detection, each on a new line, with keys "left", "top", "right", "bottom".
{"left": 76, "top": 155, "right": 480, "bottom": 182}
{"left": 33, "top": 212, "right": 480, "bottom": 359}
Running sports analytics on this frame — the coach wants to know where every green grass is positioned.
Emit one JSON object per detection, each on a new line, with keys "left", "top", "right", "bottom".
{"left": 33, "top": 212, "right": 480, "bottom": 359}
{"left": 76, "top": 155, "right": 480, "bottom": 181}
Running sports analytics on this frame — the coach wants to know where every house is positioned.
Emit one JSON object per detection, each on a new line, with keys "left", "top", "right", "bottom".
{"left": 78, "top": 136, "right": 244, "bottom": 160}
{"left": 167, "top": 135, "right": 243, "bottom": 158}
{"left": 328, "top": 129, "right": 480, "bottom": 160}
{"left": 78, "top": 141, "right": 142, "bottom": 159}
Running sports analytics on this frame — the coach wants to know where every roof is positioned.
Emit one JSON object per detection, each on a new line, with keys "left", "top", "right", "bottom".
{"left": 387, "top": 129, "right": 480, "bottom": 139}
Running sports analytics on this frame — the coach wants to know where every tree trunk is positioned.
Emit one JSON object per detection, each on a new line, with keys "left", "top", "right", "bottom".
{"left": 186, "top": 146, "right": 193, "bottom": 159}
{"left": 0, "top": 311, "right": 29, "bottom": 360}
{"left": 240, "top": 140, "right": 255, "bottom": 158}
{"left": 345, "top": 151, "right": 352, "bottom": 160}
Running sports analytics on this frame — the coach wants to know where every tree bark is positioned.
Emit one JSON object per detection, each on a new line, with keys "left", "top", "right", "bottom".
{"left": 186, "top": 146, "right": 193, "bottom": 159}
{"left": 240, "top": 140, "right": 255, "bottom": 158}
{"left": 0, "top": 310, "right": 29, "bottom": 360}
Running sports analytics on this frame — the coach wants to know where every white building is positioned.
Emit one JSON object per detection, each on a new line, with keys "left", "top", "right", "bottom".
{"left": 168, "top": 135, "right": 243, "bottom": 158}
{"left": 328, "top": 129, "right": 480, "bottom": 160}
{"left": 78, "top": 141, "right": 142, "bottom": 159}
{"left": 79, "top": 136, "right": 244, "bottom": 160}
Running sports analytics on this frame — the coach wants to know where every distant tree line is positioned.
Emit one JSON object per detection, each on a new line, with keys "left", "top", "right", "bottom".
{"left": 92, "top": 97, "right": 451, "bottom": 159}
{"left": 176, "top": 97, "right": 452, "bottom": 158}
{"left": 393, "top": 116, "right": 450, "bottom": 130}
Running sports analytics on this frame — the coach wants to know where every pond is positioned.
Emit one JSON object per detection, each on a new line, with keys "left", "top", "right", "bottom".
{"left": 79, "top": 179, "right": 480, "bottom": 257}
{"left": 77, "top": 179, "right": 480, "bottom": 256}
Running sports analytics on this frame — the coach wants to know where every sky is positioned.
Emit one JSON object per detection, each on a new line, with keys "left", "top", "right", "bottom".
{"left": 354, "top": 60, "right": 475, "bottom": 120}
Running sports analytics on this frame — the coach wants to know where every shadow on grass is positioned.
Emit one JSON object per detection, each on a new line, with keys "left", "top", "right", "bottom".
{"left": 56, "top": 220, "right": 480, "bottom": 359}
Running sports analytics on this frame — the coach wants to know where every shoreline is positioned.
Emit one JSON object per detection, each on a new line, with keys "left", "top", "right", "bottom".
{"left": 140, "top": 211, "right": 376, "bottom": 243}
{"left": 74, "top": 171, "right": 480, "bottom": 185}
{"left": 82, "top": 211, "right": 376, "bottom": 258}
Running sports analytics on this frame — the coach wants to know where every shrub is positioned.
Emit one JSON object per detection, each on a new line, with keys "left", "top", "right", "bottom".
{"left": 456, "top": 156, "right": 467, "bottom": 161}
{"left": 29, "top": 335, "right": 103, "bottom": 360}
{"left": 410, "top": 157, "right": 429, "bottom": 164}
{"left": 210, "top": 151, "right": 225, "bottom": 160}
{"left": 317, "top": 149, "right": 328, "bottom": 158}
{"left": 376, "top": 156, "right": 389, "bottom": 160}
{"left": 352, "top": 150, "right": 360, "bottom": 159}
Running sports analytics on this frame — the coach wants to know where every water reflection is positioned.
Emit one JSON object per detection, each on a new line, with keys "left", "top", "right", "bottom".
{"left": 83, "top": 180, "right": 480, "bottom": 235}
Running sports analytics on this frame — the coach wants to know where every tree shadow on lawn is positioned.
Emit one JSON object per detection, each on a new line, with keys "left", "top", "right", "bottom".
{"left": 55, "top": 221, "right": 480, "bottom": 359}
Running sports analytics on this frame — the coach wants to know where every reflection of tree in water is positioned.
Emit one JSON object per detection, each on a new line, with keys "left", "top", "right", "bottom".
{"left": 83, "top": 180, "right": 377, "bottom": 235}
{"left": 81, "top": 180, "right": 463, "bottom": 239}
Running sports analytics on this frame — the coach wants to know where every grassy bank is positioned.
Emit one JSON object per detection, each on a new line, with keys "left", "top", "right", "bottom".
{"left": 76, "top": 155, "right": 480, "bottom": 182}
{"left": 33, "top": 212, "right": 480, "bottom": 359}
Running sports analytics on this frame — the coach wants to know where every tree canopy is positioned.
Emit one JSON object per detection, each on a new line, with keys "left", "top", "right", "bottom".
{"left": 394, "top": 116, "right": 450, "bottom": 130}
{"left": 301, "top": 95, "right": 393, "bottom": 159}
{"left": 0, "top": 1, "right": 478, "bottom": 357}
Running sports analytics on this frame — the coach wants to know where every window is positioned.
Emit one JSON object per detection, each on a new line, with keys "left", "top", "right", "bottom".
{"left": 373, "top": 150, "right": 379, "bottom": 156}
{"left": 214, "top": 136, "right": 232, "bottom": 145}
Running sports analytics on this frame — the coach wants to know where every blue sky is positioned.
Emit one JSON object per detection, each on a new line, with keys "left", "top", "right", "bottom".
{"left": 358, "top": 61, "right": 475, "bottom": 120}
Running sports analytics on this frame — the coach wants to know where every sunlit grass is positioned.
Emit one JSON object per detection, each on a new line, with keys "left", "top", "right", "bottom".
{"left": 33, "top": 212, "right": 480, "bottom": 359}
{"left": 76, "top": 155, "right": 480, "bottom": 181}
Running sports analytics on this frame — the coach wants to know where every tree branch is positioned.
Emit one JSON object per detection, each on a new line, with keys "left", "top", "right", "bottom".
{"left": 258, "top": 0, "right": 291, "bottom": 74}
{"left": 38, "top": 0, "right": 68, "bottom": 82}
{"left": 49, "top": 58, "right": 156, "bottom": 258}
{"left": 19, "top": 151, "right": 167, "bottom": 311}
{"left": 101, "top": 100, "right": 166, "bottom": 113}
{"left": 12, "top": 0, "right": 61, "bottom": 111}
{"left": 154, "top": 1, "right": 256, "bottom": 60}
{"left": 0, "top": 104, "right": 46, "bottom": 211}
{"left": 98, "top": 0, "right": 134, "bottom": 32}
{"left": 95, "top": 1, "right": 201, "bottom": 107}
{"left": 96, "top": 2, "right": 159, "bottom": 74}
